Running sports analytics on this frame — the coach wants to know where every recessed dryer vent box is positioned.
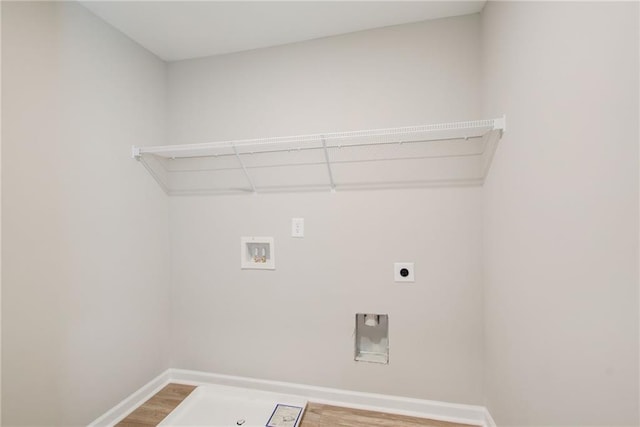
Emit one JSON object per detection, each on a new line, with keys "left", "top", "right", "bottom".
{"left": 355, "top": 314, "right": 389, "bottom": 364}
{"left": 394, "top": 262, "right": 414, "bottom": 282}
{"left": 240, "top": 237, "right": 275, "bottom": 270}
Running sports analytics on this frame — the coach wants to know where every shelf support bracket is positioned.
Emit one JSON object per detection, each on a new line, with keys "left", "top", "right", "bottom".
{"left": 493, "top": 115, "right": 506, "bottom": 134}
{"left": 321, "top": 137, "right": 336, "bottom": 193}
{"left": 231, "top": 143, "right": 257, "bottom": 194}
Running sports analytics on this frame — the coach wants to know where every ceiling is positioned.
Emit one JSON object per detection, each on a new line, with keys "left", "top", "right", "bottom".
{"left": 80, "top": 1, "right": 486, "bottom": 62}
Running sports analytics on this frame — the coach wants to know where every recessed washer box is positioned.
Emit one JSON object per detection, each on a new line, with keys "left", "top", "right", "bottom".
{"left": 394, "top": 262, "right": 414, "bottom": 282}
{"left": 241, "top": 237, "right": 275, "bottom": 270}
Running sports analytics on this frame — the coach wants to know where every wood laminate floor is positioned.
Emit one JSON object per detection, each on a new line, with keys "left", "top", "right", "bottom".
{"left": 116, "top": 384, "right": 197, "bottom": 427}
{"left": 116, "top": 383, "right": 475, "bottom": 427}
{"left": 300, "top": 403, "right": 474, "bottom": 427}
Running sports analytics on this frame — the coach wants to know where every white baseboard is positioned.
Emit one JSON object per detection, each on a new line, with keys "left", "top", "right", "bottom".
{"left": 88, "top": 369, "right": 172, "bottom": 427}
{"left": 169, "top": 368, "right": 490, "bottom": 426}
{"left": 89, "top": 368, "right": 496, "bottom": 427}
{"left": 484, "top": 407, "right": 497, "bottom": 427}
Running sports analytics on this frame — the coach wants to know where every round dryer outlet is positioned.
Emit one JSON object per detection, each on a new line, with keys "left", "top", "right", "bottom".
{"left": 394, "top": 262, "right": 415, "bottom": 282}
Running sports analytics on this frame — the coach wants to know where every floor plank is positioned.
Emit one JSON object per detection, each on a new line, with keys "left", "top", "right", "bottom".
{"left": 116, "top": 383, "right": 474, "bottom": 427}
{"left": 116, "top": 383, "right": 197, "bottom": 427}
{"left": 299, "top": 402, "right": 474, "bottom": 427}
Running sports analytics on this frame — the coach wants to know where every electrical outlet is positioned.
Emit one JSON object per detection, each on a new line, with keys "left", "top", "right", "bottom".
{"left": 291, "top": 218, "right": 304, "bottom": 237}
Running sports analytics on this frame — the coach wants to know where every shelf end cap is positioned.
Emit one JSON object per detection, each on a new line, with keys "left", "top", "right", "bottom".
{"left": 493, "top": 115, "right": 506, "bottom": 133}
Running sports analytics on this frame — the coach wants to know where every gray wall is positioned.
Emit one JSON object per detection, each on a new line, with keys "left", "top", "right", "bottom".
{"left": 3, "top": 2, "right": 639, "bottom": 425}
{"left": 167, "top": 15, "right": 485, "bottom": 405}
{"left": 2, "top": 2, "right": 171, "bottom": 425}
{"left": 481, "top": 2, "right": 639, "bottom": 425}
{"left": 167, "top": 15, "right": 481, "bottom": 143}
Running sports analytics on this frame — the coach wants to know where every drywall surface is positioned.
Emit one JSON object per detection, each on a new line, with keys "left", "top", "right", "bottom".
{"left": 167, "top": 15, "right": 481, "bottom": 144}
{"left": 481, "top": 1, "right": 639, "bottom": 425}
{"left": 170, "top": 189, "right": 483, "bottom": 404}
{"left": 0, "top": 2, "right": 3, "bottom": 422}
{"left": 2, "top": 2, "right": 171, "bottom": 425}
{"left": 167, "top": 15, "right": 484, "bottom": 404}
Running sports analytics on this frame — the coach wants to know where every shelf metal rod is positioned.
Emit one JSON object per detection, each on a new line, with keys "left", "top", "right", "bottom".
{"left": 162, "top": 134, "right": 485, "bottom": 160}
{"left": 135, "top": 126, "right": 497, "bottom": 158}
{"left": 321, "top": 137, "right": 336, "bottom": 193}
{"left": 231, "top": 143, "right": 257, "bottom": 194}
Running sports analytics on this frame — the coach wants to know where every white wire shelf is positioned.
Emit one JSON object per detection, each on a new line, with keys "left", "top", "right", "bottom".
{"left": 133, "top": 116, "right": 505, "bottom": 195}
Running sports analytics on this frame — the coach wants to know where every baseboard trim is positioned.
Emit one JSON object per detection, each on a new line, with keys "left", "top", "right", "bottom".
{"left": 484, "top": 407, "right": 497, "bottom": 427}
{"left": 169, "top": 368, "right": 489, "bottom": 427}
{"left": 88, "top": 369, "right": 172, "bottom": 427}
{"left": 89, "top": 368, "right": 495, "bottom": 427}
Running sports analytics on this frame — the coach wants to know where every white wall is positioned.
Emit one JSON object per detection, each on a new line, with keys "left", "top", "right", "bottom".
{"left": 1, "top": 2, "right": 4, "bottom": 422}
{"left": 167, "top": 15, "right": 485, "bottom": 405}
{"left": 481, "top": 1, "right": 639, "bottom": 425}
{"left": 2, "top": 2, "right": 171, "bottom": 425}
{"left": 167, "top": 15, "right": 481, "bottom": 144}
{"left": 4, "top": 2, "right": 637, "bottom": 424}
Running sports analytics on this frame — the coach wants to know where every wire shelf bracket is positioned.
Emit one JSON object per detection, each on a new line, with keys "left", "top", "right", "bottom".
{"left": 231, "top": 143, "right": 257, "bottom": 194}
{"left": 320, "top": 137, "right": 337, "bottom": 193}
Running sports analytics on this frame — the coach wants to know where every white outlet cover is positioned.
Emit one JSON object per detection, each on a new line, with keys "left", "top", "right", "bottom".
{"left": 291, "top": 218, "right": 304, "bottom": 237}
{"left": 394, "top": 262, "right": 415, "bottom": 282}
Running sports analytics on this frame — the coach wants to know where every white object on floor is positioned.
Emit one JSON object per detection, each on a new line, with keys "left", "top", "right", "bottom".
{"left": 158, "top": 384, "right": 307, "bottom": 427}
